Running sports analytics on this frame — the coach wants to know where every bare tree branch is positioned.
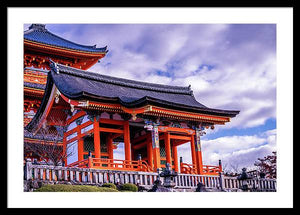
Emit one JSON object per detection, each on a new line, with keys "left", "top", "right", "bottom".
{"left": 24, "top": 117, "right": 74, "bottom": 166}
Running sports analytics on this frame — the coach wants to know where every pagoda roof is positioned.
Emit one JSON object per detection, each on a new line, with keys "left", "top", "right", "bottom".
{"left": 24, "top": 24, "right": 108, "bottom": 54}
{"left": 24, "top": 129, "right": 63, "bottom": 143}
{"left": 24, "top": 81, "right": 46, "bottom": 90}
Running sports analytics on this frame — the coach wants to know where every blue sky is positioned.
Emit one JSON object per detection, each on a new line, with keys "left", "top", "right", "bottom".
{"left": 24, "top": 23, "right": 277, "bottom": 172}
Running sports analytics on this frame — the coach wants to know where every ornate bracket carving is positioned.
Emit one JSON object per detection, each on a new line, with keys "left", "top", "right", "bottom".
{"left": 75, "top": 116, "right": 84, "bottom": 125}
{"left": 49, "top": 59, "right": 59, "bottom": 74}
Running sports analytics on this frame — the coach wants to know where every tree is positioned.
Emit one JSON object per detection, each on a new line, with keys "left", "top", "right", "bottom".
{"left": 254, "top": 151, "right": 277, "bottom": 179}
{"left": 24, "top": 119, "right": 73, "bottom": 166}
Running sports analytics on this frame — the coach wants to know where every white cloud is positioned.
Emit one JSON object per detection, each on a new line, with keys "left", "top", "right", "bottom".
{"left": 200, "top": 129, "right": 277, "bottom": 172}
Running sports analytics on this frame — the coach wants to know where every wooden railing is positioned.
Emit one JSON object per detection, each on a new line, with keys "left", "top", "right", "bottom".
{"left": 24, "top": 159, "right": 276, "bottom": 192}
{"left": 68, "top": 158, "right": 153, "bottom": 172}
{"left": 180, "top": 162, "right": 197, "bottom": 174}
{"left": 91, "top": 158, "right": 153, "bottom": 172}
{"left": 67, "top": 159, "right": 89, "bottom": 168}
{"left": 180, "top": 163, "right": 222, "bottom": 175}
{"left": 202, "top": 165, "right": 222, "bottom": 175}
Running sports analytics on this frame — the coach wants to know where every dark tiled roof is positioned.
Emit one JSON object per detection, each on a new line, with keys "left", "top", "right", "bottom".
{"left": 24, "top": 24, "right": 108, "bottom": 53}
{"left": 24, "top": 82, "right": 46, "bottom": 90}
{"left": 50, "top": 62, "right": 239, "bottom": 117}
{"left": 24, "top": 129, "right": 63, "bottom": 142}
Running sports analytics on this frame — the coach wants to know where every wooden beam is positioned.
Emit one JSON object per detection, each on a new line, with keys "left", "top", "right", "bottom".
{"left": 158, "top": 126, "right": 195, "bottom": 135}
{"left": 170, "top": 135, "right": 191, "bottom": 141}
{"left": 99, "top": 118, "right": 124, "bottom": 125}
{"left": 111, "top": 133, "right": 122, "bottom": 140}
{"left": 132, "top": 133, "right": 150, "bottom": 144}
{"left": 173, "top": 139, "right": 189, "bottom": 146}
{"left": 99, "top": 127, "right": 124, "bottom": 134}
{"left": 132, "top": 140, "right": 148, "bottom": 150}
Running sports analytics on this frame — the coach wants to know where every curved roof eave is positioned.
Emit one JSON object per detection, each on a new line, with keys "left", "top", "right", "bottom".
{"left": 24, "top": 24, "right": 108, "bottom": 54}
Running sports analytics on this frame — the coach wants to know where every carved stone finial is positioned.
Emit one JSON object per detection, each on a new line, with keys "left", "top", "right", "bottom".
{"left": 29, "top": 24, "right": 47, "bottom": 31}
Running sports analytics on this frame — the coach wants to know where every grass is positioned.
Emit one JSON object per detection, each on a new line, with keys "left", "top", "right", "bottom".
{"left": 34, "top": 184, "right": 119, "bottom": 192}
{"left": 120, "top": 183, "right": 138, "bottom": 192}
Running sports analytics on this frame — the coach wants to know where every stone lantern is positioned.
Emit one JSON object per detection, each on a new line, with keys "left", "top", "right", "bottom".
{"left": 237, "top": 167, "right": 252, "bottom": 191}
{"left": 148, "top": 163, "right": 178, "bottom": 192}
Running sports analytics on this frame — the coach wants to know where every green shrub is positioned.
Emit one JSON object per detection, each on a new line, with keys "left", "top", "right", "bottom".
{"left": 120, "top": 183, "right": 138, "bottom": 192}
{"left": 34, "top": 184, "right": 118, "bottom": 192}
{"left": 101, "top": 183, "right": 117, "bottom": 190}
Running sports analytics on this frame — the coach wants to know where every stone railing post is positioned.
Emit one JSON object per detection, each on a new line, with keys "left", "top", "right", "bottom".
{"left": 219, "top": 171, "right": 225, "bottom": 191}
{"left": 218, "top": 159, "right": 223, "bottom": 172}
{"left": 24, "top": 158, "right": 32, "bottom": 180}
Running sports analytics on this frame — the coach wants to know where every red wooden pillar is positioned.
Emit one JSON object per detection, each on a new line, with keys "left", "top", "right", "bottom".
{"left": 93, "top": 117, "right": 101, "bottom": 158}
{"left": 172, "top": 143, "right": 179, "bottom": 172}
{"left": 190, "top": 134, "right": 198, "bottom": 173}
{"left": 123, "top": 121, "right": 131, "bottom": 161}
{"left": 195, "top": 130, "right": 204, "bottom": 175}
{"left": 152, "top": 125, "right": 161, "bottom": 171}
{"left": 147, "top": 135, "right": 153, "bottom": 169}
{"left": 107, "top": 134, "right": 114, "bottom": 159}
{"left": 196, "top": 151, "right": 204, "bottom": 175}
{"left": 63, "top": 135, "right": 67, "bottom": 165}
{"left": 165, "top": 132, "right": 172, "bottom": 166}
{"left": 88, "top": 156, "right": 93, "bottom": 168}
{"left": 153, "top": 148, "right": 161, "bottom": 171}
{"left": 77, "top": 126, "right": 84, "bottom": 161}
{"left": 78, "top": 138, "right": 84, "bottom": 161}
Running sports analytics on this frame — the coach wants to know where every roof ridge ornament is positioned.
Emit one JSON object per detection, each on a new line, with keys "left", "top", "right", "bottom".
{"left": 29, "top": 24, "right": 47, "bottom": 32}
{"left": 49, "top": 59, "right": 59, "bottom": 74}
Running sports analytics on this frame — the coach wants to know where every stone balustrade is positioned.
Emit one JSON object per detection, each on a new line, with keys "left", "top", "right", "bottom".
{"left": 223, "top": 176, "right": 277, "bottom": 192}
{"left": 24, "top": 159, "right": 276, "bottom": 191}
{"left": 175, "top": 173, "right": 221, "bottom": 189}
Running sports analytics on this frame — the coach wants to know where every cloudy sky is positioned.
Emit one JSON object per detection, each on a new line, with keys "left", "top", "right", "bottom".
{"left": 24, "top": 23, "right": 277, "bottom": 172}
